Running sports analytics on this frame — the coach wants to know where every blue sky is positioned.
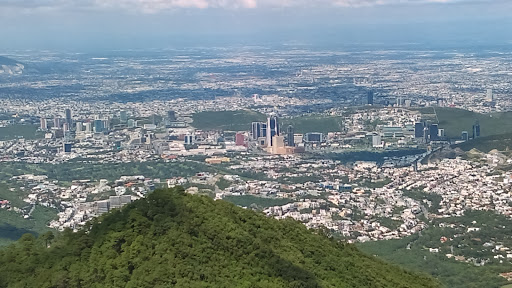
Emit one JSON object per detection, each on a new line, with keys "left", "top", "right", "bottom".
{"left": 0, "top": 0, "right": 510, "bottom": 51}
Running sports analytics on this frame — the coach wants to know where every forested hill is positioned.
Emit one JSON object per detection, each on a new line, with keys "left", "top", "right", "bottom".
{"left": 0, "top": 188, "right": 440, "bottom": 288}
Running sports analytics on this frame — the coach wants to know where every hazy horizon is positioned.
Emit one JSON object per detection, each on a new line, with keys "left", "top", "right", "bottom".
{"left": 0, "top": 0, "right": 511, "bottom": 51}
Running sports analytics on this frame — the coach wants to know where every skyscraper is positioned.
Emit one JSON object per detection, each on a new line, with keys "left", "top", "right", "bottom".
{"left": 94, "top": 119, "right": 104, "bottom": 133}
{"left": 167, "top": 110, "right": 176, "bottom": 122}
{"left": 472, "top": 120, "right": 481, "bottom": 139}
{"left": 266, "top": 116, "right": 279, "bottom": 147}
{"left": 251, "top": 122, "right": 261, "bottom": 140}
{"left": 486, "top": 89, "right": 493, "bottom": 102}
{"left": 53, "top": 117, "right": 61, "bottom": 129}
{"left": 120, "top": 110, "right": 128, "bottom": 123}
{"left": 287, "top": 125, "right": 295, "bottom": 147}
{"left": 65, "top": 109, "right": 72, "bottom": 128}
{"left": 40, "top": 118, "right": 47, "bottom": 130}
{"left": 429, "top": 124, "right": 439, "bottom": 141}
{"left": 76, "top": 122, "right": 84, "bottom": 133}
{"left": 414, "top": 122, "right": 424, "bottom": 138}
{"left": 367, "top": 90, "right": 374, "bottom": 105}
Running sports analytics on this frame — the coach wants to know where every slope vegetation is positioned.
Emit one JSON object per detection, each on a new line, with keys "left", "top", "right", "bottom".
{"left": 0, "top": 188, "right": 439, "bottom": 288}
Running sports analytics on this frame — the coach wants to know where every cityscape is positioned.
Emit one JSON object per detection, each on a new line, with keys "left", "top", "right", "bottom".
{"left": 1, "top": 0, "right": 512, "bottom": 285}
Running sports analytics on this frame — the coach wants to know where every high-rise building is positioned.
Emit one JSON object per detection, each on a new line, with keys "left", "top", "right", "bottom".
{"left": 235, "top": 133, "right": 245, "bottom": 146}
{"left": 76, "top": 122, "right": 83, "bottom": 133}
{"left": 102, "top": 119, "right": 110, "bottom": 132}
{"left": 251, "top": 122, "right": 262, "bottom": 140}
{"left": 260, "top": 123, "right": 267, "bottom": 139}
{"left": 184, "top": 134, "right": 194, "bottom": 145}
{"left": 127, "top": 119, "right": 135, "bottom": 128}
{"left": 40, "top": 118, "right": 47, "bottom": 130}
{"left": 65, "top": 109, "right": 72, "bottom": 128}
{"left": 287, "top": 125, "right": 295, "bottom": 147}
{"left": 266, "top": 116, "right": 279, "bottom": 147}
{"left": 94, "top": 119, "right": 104, "bottom": 133}
{"left": 62, "top": 122, "right": 70, "bottom": 132}
{"left": 414, "top": 122, "right": 424, "bottom": 138}
{"left": 472, "top": 120, "right": 481, "bottom": 139}
{"left": 429, "top": 124, "right": 439, "bottom": 141}
{"left": 120, "top": 110, "right": 128, "bottom": 123}
{"left": 372, "top": 134, "right": 382, "bottom": 147}
{"left": 63, "top": 143, "right": 72, "bottom": 153}
{"left": 53, "top": 117, "right": 61, "bottom": 129}
{"left": 487, "top": 89, "right": 494, "bottom": 102}
{"left": 461, "top": 131, "right": 469, "bottom": 141}
{"left": 367, "top": 90, "right": 374, "bottom": 105}
{"left": 84, "top": 122, "right": 92, "bottom": 133}
{"left": 167, "top": 110, "right": 176, "bottom": 122}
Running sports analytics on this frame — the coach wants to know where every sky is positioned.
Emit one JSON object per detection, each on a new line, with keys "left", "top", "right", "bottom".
{"left": 0, "top": 0, "right": 511, "bottom": 51}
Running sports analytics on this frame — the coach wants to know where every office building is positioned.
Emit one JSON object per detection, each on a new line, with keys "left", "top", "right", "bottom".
{"left": 184, "top": 134, "right": 194, "bottom": 145}
{"left": 40, "top": 118, "right": 47, "bottom": 130}
{"left": 287, "top": 125, "right": 295, "bottom": 147}
{"left": 53, "top": 117, "right": 61, "bottom": 129}
{"left": 120, "top": 110, "right": 128, "bottom": 123}
{"left": 62, "top": 122, "right": 70, "bottom": 132}
{"left": 271, "top": 135, "right": 286, "bottom": 155}
{"left": 65, "top": 109, "right": 72, "bottom": 128}
{"left": 472, "top": 121, "right": 481, "bottom": 139}
{"left": 462, "top": 131, "right": 469, "bottom": 141}
{"left": 372, "top": 134, "right": 382, "bottom": 147}
{"left": 305, "top": 133, "right": 324, "bottom": 143}
{"left": 127, "top": 119, "right": 135, "bottom": 128}
{"left": 94, "top": 119, "right": 104, "bottom": 133}
{"left": 102, "top": 119, "right": 110, "bottom": 132}
{"left": 235, "top": 133, "right": 245, "bottom": 146}
{"left": 266, "top": 116, "right": 279, "bottom": 147}
{"left": 367, "top": 90, "right": 374, "bottom": 105}
{"left": 260, "top": 123, "right": 267, "bottom": 139}
{"left": 414, "top": 122, "right": 424, "bottom": 138}
{"left": 167, "top": 110, "right": 177, "bottom": 122}
{"left": 487, "top": 89, "right": 494, "bottom": 102}
{"left": 63, "top": 143, "right": 72, "bottom": 153}
{"left": 76, "top": 122, "right": 83, "bottom": 134}
{"left": 251, "top": 122, "right": 262, "bottom": 140}
{"left": 84, "top": 122, "right": 92, "bottom": 133}
{"left": 429, "top": 124, "right": 439, "bottom": 141}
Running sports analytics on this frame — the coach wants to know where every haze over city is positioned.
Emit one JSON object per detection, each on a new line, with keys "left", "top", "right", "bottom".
{"left": 0, "top": 0, "right": 511, "bottom": 50}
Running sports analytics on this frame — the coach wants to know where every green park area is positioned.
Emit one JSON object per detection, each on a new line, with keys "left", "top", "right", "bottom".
{"left": 0, "top": 124, "right": 44, "bottom": 141}
{"left": 191, "top": 110, "right": 266, "bottom": 131}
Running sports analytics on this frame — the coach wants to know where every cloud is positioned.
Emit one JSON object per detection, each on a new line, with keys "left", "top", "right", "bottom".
{"left": 0, "top": 0, "right": 498, "bottom": 12}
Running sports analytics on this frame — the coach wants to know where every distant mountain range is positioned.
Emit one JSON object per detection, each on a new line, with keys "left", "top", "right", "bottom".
{"left": 0, "top": 56, "right": 24, "bottom": 75}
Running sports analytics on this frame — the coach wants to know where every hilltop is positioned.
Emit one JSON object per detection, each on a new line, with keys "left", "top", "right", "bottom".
{"left": 0, "top": 56, "right": 24, "bottom": 75}
{"left": 0, "top": 188, "right": 439, "bottom": 288}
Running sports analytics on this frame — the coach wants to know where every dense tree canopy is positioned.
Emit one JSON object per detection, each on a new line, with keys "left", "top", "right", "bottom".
{"left": 0, "top": 187, "right": 439, "bottom": 288}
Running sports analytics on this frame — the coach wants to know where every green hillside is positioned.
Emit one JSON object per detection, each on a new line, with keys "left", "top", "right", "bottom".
{"left": 192, "top": 110, "right": 266, "bottom": 131}
{"left": 192, "top": 110, "right": 342, "bottom": 134}
{"left": 0, "top": 188, "right": 439, "bottom": 288}
{"left": 452, "top": 132, "right": 512, "bottom": 152}
{"left": 420, "top": 107, "right": 512, "bottom": 138}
